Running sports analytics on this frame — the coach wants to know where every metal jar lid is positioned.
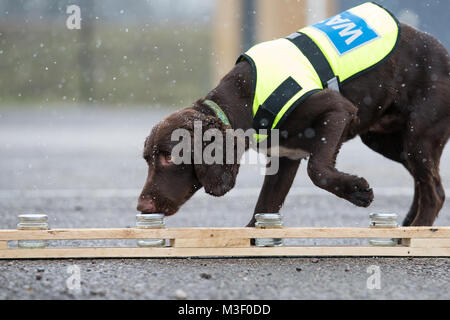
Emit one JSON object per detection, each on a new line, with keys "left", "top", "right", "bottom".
{"left": 255, "top": 213, "right": 283, "bottom": 227}
{"left": 136, "top": 213, "right": 165, "bottom": 228}
{"left": 369, "top": 213, "right": 398, "bottom": 228}
{"left": 18, "top": 214, "right": 48, "bottom": 222}
{"left": 255, "top": 214, "right": 283, "bottom": 223}
{"left": 136, "top": 213, "right": 164, "bottom": 221}
{"left": 369, "top": 213, "right": 398, "bottom": 221}
{"left": 255, "top": 213, "right": 283, "bottom": 221}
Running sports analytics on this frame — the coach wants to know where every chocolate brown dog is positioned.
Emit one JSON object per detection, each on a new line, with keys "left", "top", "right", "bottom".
{"left": 137, "top": 23, "right": 449, "bottom": 227}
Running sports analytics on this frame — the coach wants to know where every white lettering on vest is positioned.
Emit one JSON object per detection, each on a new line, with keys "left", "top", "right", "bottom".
{"left": 332, "top": 23, "right": 363, "bottom": 45}
{"left": 325, "top": 14, "right": 363, "bottom": 45}
{"left": 325, "top": 15, "right": 350, "bottom": 26}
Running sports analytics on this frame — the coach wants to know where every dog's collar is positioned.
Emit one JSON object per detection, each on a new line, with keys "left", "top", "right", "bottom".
{"left": 203, "top": 99, "right": 231, "bottom": 127}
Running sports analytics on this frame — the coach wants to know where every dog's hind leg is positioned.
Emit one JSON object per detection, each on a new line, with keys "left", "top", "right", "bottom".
{"left": 361, "top": 115, "right": 448, "bottom": 226}
{"left": 360, "top": 131, "right": 419, "bottom": 226}
{"left": 403, "top": 131, "right": 447, "bottom": 226}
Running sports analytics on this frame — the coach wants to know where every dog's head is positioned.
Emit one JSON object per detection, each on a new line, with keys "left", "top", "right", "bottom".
{"left": 137, "top": 102, "right": 240, "bottom": 215}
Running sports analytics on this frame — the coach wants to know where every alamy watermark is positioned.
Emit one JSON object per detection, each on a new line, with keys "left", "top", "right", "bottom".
{"left": 66, "top": 264, "right": 81, "bottom": 293}
{"left": 66, "top": 5, "right": 81, "bottom": 30}
{"left": 366, "top": 265, "right": 381, "bottom": 290}
{"left": 170, "top": 121, "right": 282, "bottom": 175}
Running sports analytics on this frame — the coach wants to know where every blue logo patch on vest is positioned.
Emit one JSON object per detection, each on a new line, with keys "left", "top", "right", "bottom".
{"left": 312, "top": 11, "right": 379, "bottom": 55}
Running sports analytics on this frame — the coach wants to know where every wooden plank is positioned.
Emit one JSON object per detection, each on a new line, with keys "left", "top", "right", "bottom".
{"left": 1, "top": 246, "right": 449, "bottom": 259}
{"left": 174, "top": 238, "right": 250, "bottom": 248}
{"left": 402, "top": 238, "right": 450, "bottom": 248}
{"left": 0, "top": 227, "right": 449, "bottom": 241}
{"left": 0, "top": 241, "right": 7, "bottom": 250}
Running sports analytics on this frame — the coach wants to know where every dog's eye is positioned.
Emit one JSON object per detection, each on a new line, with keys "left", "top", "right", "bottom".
{"left": 160, "top": 153, "right": 173, "bottom": 166}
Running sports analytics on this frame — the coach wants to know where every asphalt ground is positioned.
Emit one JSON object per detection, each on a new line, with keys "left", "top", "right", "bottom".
{"left": 0, "top": 106, "right": 449, "bottom": 299}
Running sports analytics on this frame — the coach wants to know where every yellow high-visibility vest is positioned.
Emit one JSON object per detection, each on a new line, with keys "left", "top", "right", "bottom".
{"left": 238, "top": 2, "right": 400, "bottom": 141}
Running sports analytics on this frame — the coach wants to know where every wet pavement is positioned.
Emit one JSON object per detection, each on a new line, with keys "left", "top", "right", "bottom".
{"left": 0, "top": 106, "right": 449, "bottom": 299}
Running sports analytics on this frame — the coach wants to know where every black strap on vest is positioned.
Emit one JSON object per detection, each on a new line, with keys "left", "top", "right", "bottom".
{"left": 253, "top": 76, "right": 302, "bottom": 131}
{"left": 286, "top": 32, "right": 340, "bottom": 92}
{"left": 252, "top": 32, "right": 339, "bottom": 132}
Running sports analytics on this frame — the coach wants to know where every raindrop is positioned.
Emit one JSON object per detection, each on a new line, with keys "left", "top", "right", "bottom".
{"left": 363, "top": 96, "right": 372, "bottom": 105}
{"left": 259, "top": 118, "right": 269, "bottom": 128}
{"left": 304, "top": 128, "right": 315, "bottom": 139}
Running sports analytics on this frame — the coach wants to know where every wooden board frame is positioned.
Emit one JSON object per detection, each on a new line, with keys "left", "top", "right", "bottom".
{"left": 1, "top": 227, "right": 449, "bottom": 240}
{"left": 1, "top": 246, "right": 450, "bottom": 259}
{"left": 0, "top": 227, "right": 449, "bottom": 259}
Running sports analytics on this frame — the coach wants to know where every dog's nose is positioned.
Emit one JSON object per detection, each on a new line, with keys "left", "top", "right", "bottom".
{"left": 137, "top": 198, "right": 156, "bottom": 213}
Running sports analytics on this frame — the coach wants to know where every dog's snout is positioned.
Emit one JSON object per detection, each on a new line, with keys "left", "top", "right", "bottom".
{"left": 137, "top": 198, "right": 156, "bottom": 213}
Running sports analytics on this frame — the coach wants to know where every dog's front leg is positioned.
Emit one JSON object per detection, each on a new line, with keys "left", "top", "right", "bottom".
{"left": 246, "top": 157, "right": 301, "bottom": 227}
{"left": 306, "top": 94, "right": 374, "bottom": 207}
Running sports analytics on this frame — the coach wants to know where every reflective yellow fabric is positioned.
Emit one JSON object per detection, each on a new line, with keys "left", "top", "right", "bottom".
{"left": 241, "top": 2, "right": 399, "bottom": 140}
{"left": 300, "top": 2, "right": 399, "bottom": 83}
{"left": 244, "top": 38, "right": 323, "bottom": 126}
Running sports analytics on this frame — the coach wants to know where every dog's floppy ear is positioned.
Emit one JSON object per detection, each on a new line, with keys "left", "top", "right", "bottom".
{"left": 189, "top": 111, "right": 240, "bottom": 197}
{"left": 194, "top": 159, "right": 239, "bottom": 197}
{"left": 195, "top": 161, "right": 239, "bottom": 196}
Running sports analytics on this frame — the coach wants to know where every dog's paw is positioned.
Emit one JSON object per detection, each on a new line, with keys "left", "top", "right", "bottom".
{"left": 342, "top": 177, "right": 374, "bottom": 207}
{"left": 349, "top": 188, "right": 374, "bottom": 207}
